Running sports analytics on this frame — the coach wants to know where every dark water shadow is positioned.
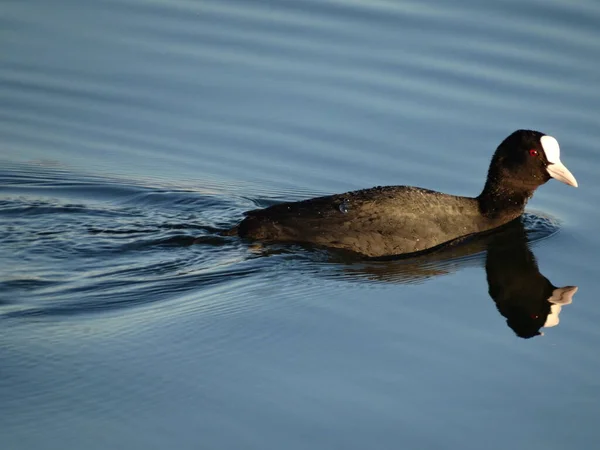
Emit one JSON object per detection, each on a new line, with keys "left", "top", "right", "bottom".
{"left": 312, "top": 214, "right": 576, "bottom": 339}
{"left": 484, "top": 218, "right": 576, "bottom": 338}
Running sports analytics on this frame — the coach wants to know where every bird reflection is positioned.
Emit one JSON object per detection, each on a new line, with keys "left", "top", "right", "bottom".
{"left": 331, "top": 215, "right": 576, "bottom": 338}
{"left": 484, "top": 218, "right": 576, "bottom": 338}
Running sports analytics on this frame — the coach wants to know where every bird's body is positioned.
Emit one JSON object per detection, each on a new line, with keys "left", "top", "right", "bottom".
{"left": 237, "top": 187, "right": 513, "bottom": 257}
{"left": 230, "top": 130, "right": 577, "bottom": 258}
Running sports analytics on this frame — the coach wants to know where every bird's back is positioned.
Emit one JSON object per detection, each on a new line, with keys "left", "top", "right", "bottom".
{"left": 237, "top": 186, "right": 492, "bottom": 257}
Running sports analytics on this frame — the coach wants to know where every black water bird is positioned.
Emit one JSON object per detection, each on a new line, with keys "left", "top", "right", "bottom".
{"left": 228, "top": 130, "right": 577, "bottom": 257}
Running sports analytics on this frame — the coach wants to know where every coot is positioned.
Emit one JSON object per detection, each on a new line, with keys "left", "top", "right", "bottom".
{"left": 229, "top": 130, "right": 577, "bottom": 257}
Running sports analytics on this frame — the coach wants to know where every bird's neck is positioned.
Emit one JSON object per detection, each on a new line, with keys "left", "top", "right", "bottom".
{"left": 478, "top": 178, "right": 534, "bottom": 220}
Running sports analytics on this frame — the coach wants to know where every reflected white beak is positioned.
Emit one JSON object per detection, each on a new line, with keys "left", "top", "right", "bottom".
{"left": 544, "top": 286, "right": 577, "bottom": 328}
{"left": 548, "top": 286, "right": 578, "bottom": 305}
{"left": 546, "top": 161, "right": 578, "bottom": 187}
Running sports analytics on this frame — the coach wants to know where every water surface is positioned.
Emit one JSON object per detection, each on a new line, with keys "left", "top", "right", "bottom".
{"left": 2, "top": 1, "right": 600, "bottom": 449}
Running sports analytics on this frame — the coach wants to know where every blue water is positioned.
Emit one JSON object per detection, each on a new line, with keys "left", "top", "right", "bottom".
{"left": 2, "top": 1, "right": 600, "bottom": 449}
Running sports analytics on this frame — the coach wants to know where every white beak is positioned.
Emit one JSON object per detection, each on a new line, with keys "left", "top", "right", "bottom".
{"left": 546, "top": 161, "right": 578, "bottom": 187}
{"left": 541, "top": 135, "right": 578, "bottom": 187}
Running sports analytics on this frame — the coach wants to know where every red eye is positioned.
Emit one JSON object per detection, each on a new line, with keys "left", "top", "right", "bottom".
{"left": 529, "top": 149, "right": 539, "bottom": 157}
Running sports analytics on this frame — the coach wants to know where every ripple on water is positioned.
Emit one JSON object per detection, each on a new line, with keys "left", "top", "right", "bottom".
{"left": 0, "top": 161, "right": 566, "bottom": 321}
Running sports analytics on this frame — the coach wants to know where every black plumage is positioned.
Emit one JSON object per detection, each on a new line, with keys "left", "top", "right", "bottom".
{"left": 229, "top": 130, "right": 577, "bottom": 258}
